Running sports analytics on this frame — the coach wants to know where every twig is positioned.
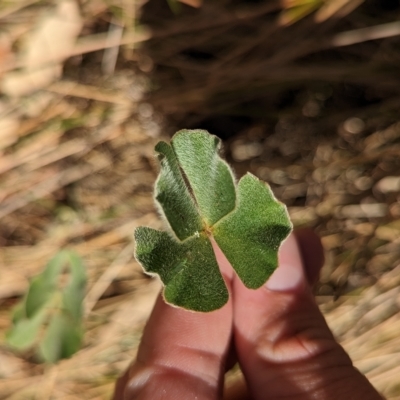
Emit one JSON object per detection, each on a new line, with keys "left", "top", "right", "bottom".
{"left": 0, "top": 157, "right": 110, "bottom": 220}
{"left": 41, "top": 365, "right": 59, "bottom": 400}
{"left": 47, "top": 81, "right": 131, "bottom": 104}
{"left": 101, "top": 18, "right": 124, "bottom": 75}
{"left": 71, "top": 30, "right": 150, "bottom": 58}
{"left": 332, "top": 21, "right": 400, "bottom": 47}
{"left": 0, "top": 0, "right": 40, "bottom": 20}
{"left": 84, "top": 242, "right": 135, "bottom": 316}
{"left": 0, "top": 30, "right": 151, "bottom": 75}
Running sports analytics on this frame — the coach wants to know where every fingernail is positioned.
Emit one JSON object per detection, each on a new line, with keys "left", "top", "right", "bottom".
{"left": 266, "top": 262, "right": 304, "bottom": 292}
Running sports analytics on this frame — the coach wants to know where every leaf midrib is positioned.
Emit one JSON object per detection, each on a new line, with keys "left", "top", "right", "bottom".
{"left": 167, "top": 140, "right": 258, "bottom": 243}
{"left": 174, "top": 157, "right": 248, "bottom": 243}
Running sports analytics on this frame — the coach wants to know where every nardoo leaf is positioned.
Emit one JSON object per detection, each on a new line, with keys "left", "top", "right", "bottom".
{"left": 6, "top": 250, "right": 86, "bottom": 363}
{"left": 135, "top": 129, "right": 292, "bottom": 312}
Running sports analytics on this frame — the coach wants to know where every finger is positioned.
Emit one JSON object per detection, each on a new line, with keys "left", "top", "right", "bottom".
{"left": 233, "top": 232, "right": 382, "bottom": 400}
{"left": 293, "top": 227, "right": 324, "bottom": 287}
{"left": 113, "top": 241, "right": 234, "bottom": 400}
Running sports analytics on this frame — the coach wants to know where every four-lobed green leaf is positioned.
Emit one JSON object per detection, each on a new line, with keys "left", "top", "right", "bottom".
{"left": 135, "top": 129, "right": 293, "bottom": 312}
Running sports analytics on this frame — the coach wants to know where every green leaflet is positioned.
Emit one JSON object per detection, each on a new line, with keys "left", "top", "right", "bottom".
{"left": 135, "top": 129, "right": 292, "bottom": 312}
{"left": 213, "top": 174, "right": 292, "bottom": 289}
{"left": 6, "top": 250, "right": 86, "bottom": 363}
{"left": 39, "top": 312, "right": 83, "bottom": 364}
{"left": 155, "top": 140, "right": 203, "bottom": 240}
{"left": 7, "top": 307, "right": 48, "bottom": 350}
{"left": 135, "top": 228, "right": 228, "bottom": 312}
{"left": 172, "top": 130, "right": 236, "bottom": 226}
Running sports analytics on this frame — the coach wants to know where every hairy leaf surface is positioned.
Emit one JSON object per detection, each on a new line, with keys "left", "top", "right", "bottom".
{"left": 135, "top": 129, "right": 292, "bottom": 312}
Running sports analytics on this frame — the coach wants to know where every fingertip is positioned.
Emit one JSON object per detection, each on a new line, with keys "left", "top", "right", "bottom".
{"left": 267, "top": 233, "right": 305, "bottom": 292}
{"left": 294, "top": 228, "right": 325, "bottom": 287}
{"left": 210, "top": 237, "right": 235, "bottom": 284}
{"left": 267, "top": 229, "right": 324, "bottom": 291}
{"left": 232, "top": 229, "right": 367, "bottom": 400}
{"left": 279, "top": 231, "right": 303, "bottom": 265}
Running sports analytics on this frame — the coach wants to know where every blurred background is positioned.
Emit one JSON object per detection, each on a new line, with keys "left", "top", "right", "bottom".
{"left": 1, "top": 0, "right": 400, "bottom": 398}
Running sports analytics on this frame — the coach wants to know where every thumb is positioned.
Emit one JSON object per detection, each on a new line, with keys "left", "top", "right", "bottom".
{"left": 232, "top": 230, "right": 382, "bottom": 400}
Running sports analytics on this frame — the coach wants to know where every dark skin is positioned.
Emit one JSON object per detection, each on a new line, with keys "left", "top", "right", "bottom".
{"left": 113, "top": 229, "right": 383, "bottom": 400}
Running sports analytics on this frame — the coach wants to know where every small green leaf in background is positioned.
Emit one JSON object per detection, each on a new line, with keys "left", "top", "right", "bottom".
{"left": 135, "top": 129, "right": 292, "bottom": 312}
{"left": 279, "top": 0, "right": 363, "bottom": 25}
{"left": 166, "top": 0, "right": 181, "bottom": 14}
{"left": 279, "top": 0, "right": 323, "bottom": 26}
{"left": 6, "top": 250, "right": 86, "bottom": 363}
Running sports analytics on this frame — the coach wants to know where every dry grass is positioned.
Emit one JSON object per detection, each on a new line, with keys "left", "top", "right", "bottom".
{"left": 1, "top": 0, "right": 400, "bottom": 398}
{"left": 140, "top": 0, "right": 400, "bottom": 132}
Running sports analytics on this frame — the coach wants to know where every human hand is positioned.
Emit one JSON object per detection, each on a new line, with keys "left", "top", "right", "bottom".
{"left": 113, "top": 229, "right": 383, "bottom": 400}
